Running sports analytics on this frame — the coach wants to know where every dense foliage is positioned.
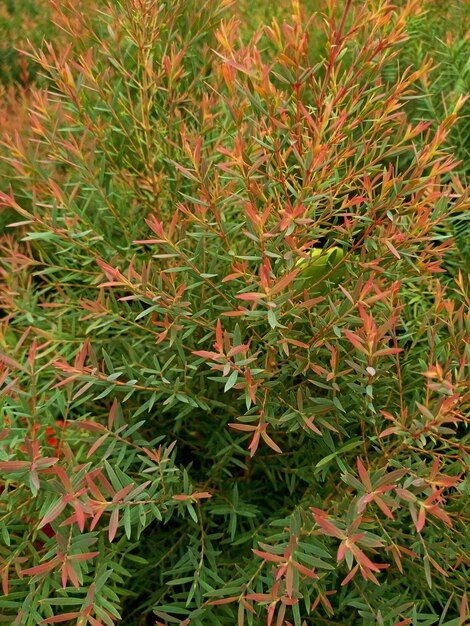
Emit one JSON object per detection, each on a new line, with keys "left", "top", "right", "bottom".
{"left": 0, "top": 1, "right": 469, "bottom": 624}
{"left": 0, "top": 0, "right": 59, "bottom": 87}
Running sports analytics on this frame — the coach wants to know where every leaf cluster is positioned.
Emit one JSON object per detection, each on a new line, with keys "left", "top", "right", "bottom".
{"left": 0, "top": 1, "right": 469, "bottom": 625}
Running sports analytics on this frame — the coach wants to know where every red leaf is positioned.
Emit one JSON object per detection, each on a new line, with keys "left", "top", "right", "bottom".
{"left": 396, "top": 488, "right": 416, "bottom": 502}
{"left": 337, "top": 542, "right": 346, "bottom": 562}
{"left": 172, "top": 494, "right": 190, "bottom": 501}
{"left": 302, "top": 416, "right": 322, "bottom": 435}
{"left": 460, "top": 593, "right": 468, "bottom": 623}
{"left": 291, "top": 561, "right": 318, "bottom": 579}
{"left": 1, "top": 567, "right": 8, "bottom": 596}
{"left": 222, "top": 272, "right": 245, "bottom": 283}
{"left": 72, "top": 500, "right": 87, "bottom": 532}
{"left": 0, "top": 428, "right": 11, "bottom": 441}
{"left": 252, "top": 549, "right": 283, "bottom": 563}
{"left": 0, "top": 461, "right": 30, "bottom": 471}
{"left": 227, "top": 344, "right": 250, "bottom": 358}
{"left": 416, "top": 507, "right": 426, "bottom": 533}
{"left": 76, "top": 420, "right": 106, "bottom": 433}
{"left": 245, "top": 593, "right": 272, "bottom": 602}
{"left": 108, "top": 508, "right": 119, "bottom": 542}
{"left": 235, "top": 292, "right": 267, "bottom": 302}
{"left": 21, "top": 559, "right": 59, "bottom": 576}
{"left": 427, "top": 504, "right": 452, "bottom": 528}
{"left": 170, "top": 161, "right": 198, "bottom": 182}
{"left": 70, "top": 551, "right": 100, "bottom": 562}
{"left": 222, "top": 310, "right": 247, "bottom": 317}
{"left": 39, "top": 500, "right": 67, "bottom": 529}
{"left": 351, "top": 545, "right": 381, "bottom": 572}
{"left": 357, "top": 458, "right": 372, "bottom": 491}
{"left": 374, "top": 496, "right": 395, "bottom": 520}
{"left": 267, "top": 601, "right": 276, "bottom": 626}
{"left": 0, "top": 350, "right": 27, "bottom": 372}
{"left": 51, "top": 374, "right": 80, "bottom": 389}
{"left": 192, "top": 350, "right": 221, "bottom": 360}
{"left": 228, "top": 423, "right": 256, "bottom": 432}
{"left": 373, "top": 347, "right": 403, "bottom": 357}
{"left": 112, "top": 483, "right": 135, "bottom": 503}
{"left": 65, "top": 561, "right": 80, "bottom": 588}
{"left": 286, "top": 339, "right": 309, "bottom": 349}
{"left": 343, "top": 330, "right": 368, "bottom": 355}
{"left": 190, "top": 491, "right": 212, "bottom": 500}
{"left": 40, "top": 612, "right": 81, "bottom": 624}
{"left": 260, "top": 429, "right": 282, "bottom": 454}
{"left": 87, "top": 433, "right": 109, "bottom": 458}
{"left": 312, "top": 514, "right": 344, "bottom": 539}
{"left": 269, "top": 270, "right": 299, "bottom": 295}
{"left": 108, "top": 398, "right": 119, "bottom": 430}
{"left": 285, "top": 565, "right": 293, "bottom": 598}
{"left": 248, "top": 431, "right": 261, "bottom": 457}
{"left": 428, "top": 556, "right": 448, "bottom": 577}
{"left": 384, "top": 240, "right": 401, "bottom": 259}
{"left": 379, "top": 427, "right": 399, "bottom": 438}
{"left": 209, "top": 596, "right": 239, "bottom": 605}
{"left": 341, "top": 564, "right": 359, "bottom": 586}
{"left": 90, "top": 506, "right": 106, "bottom": 531}
{"left": 72, "top": 380, "right": 95, "bottom": 401}
{"left": 215, "top": 319, "right": 223, "bottom": 352}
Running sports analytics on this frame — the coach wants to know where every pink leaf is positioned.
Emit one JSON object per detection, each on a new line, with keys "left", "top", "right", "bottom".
{"left": 0, "top": 461, "right": 30, "bottom": 471}
{"left": 416, "top": 507, "right": 426, "bottom": 533}
{"left": 39, "top": 500, "right": 67, "bottom": 529}
{"left": 260, "top": 429, "right": 282, "bottom": 454}
{"left": 192, "top": 350, "right": 221, "bottom": 360}
{"left": 374, "top": 496, "right": 395, "bottom": 520}
{"left": 209, "top": 597, "right": 239, "bottom": 605}
{"left": 108, "top": 508, "right": 119, "bottom": 542}
{"left": 428, "top": 505, "right": 452, "bottom": 528}
{"left": 215, "top": 319, "right": 223, "bottom": 351}
{"left": 248, "top": 431, "right": 260, "bottom": 457}
{"left": 228, "top": 423, "right": 256, "bottom": 432}
{"left": 190, "top": 491, "right": 212, "bottom": 500}
{"left": 343, "top": 329, "right": 368, "bottom": 354}
{"left": 235, "top": 292, "right": 267, "bottom": 302}
{"left": 72, "top": 501, "right": 87, "bottom": 532}
{"left": 337, "top": 542, "right": 346, "bottom": 562}
{"left": 373, "top": 347, "right": 403, "bottom": 357}
{"left": 341, "top": 564, "right": 359, "bottom": 586}
{"left": 384, "top": 240, "right": 401, "bottom": 259}
{"left": 65, "top": 561, "right": 80, "bottom": 589}
{"left": 21, "top": 559, "right": 59, "bottom": 576}
{"left": 87, "top": 433, "right": 109, "bottom": 458}
{"left": 379, "top": 427, "right": 398, "bottom": 438}
{"left": 313, "top": 514, "right": 344, "bottom": 539}
{"left": 227, "top": 344, "right": 250, "bottom": 358}
{"left": 357, "top": 458, "right": 372, "bottom": 491}
{"left": 112, "top": 483, "right": 135, "bottom": 503}
{"left": 252, "top": 549, "right": 283, "bottom": 563}
{"left": 1, "top": 567, "right": 8, "bottom": 596}
{"left": 39, "top": 612, "right": 81, "bottom": 624}
{"left": 245, "top": 593, "right": 272, "bottom": 602}
{"left": 291, "top": 561, "right": 318, "bottom": 579}
{"left": 70, "top": 552, "right": 100, "bottom": 562}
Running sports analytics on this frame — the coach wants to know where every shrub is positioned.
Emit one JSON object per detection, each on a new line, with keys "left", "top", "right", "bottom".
{"left": 395, "top": 0, "right": 469, "bottom": 178}
{"left": 0, "top": 0, "right": 96, "bottom": 209}
{"left": 394, "top": 0, "right": 470, "bottom": 272}
{"left": 0, "top": 0, "right": 469, "bottom": 624}
{"left": 0, "top": 0, "right": 96, "bottom": 88}
{"left": 0, "top": 0, "right": 53, "bottom": 87}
